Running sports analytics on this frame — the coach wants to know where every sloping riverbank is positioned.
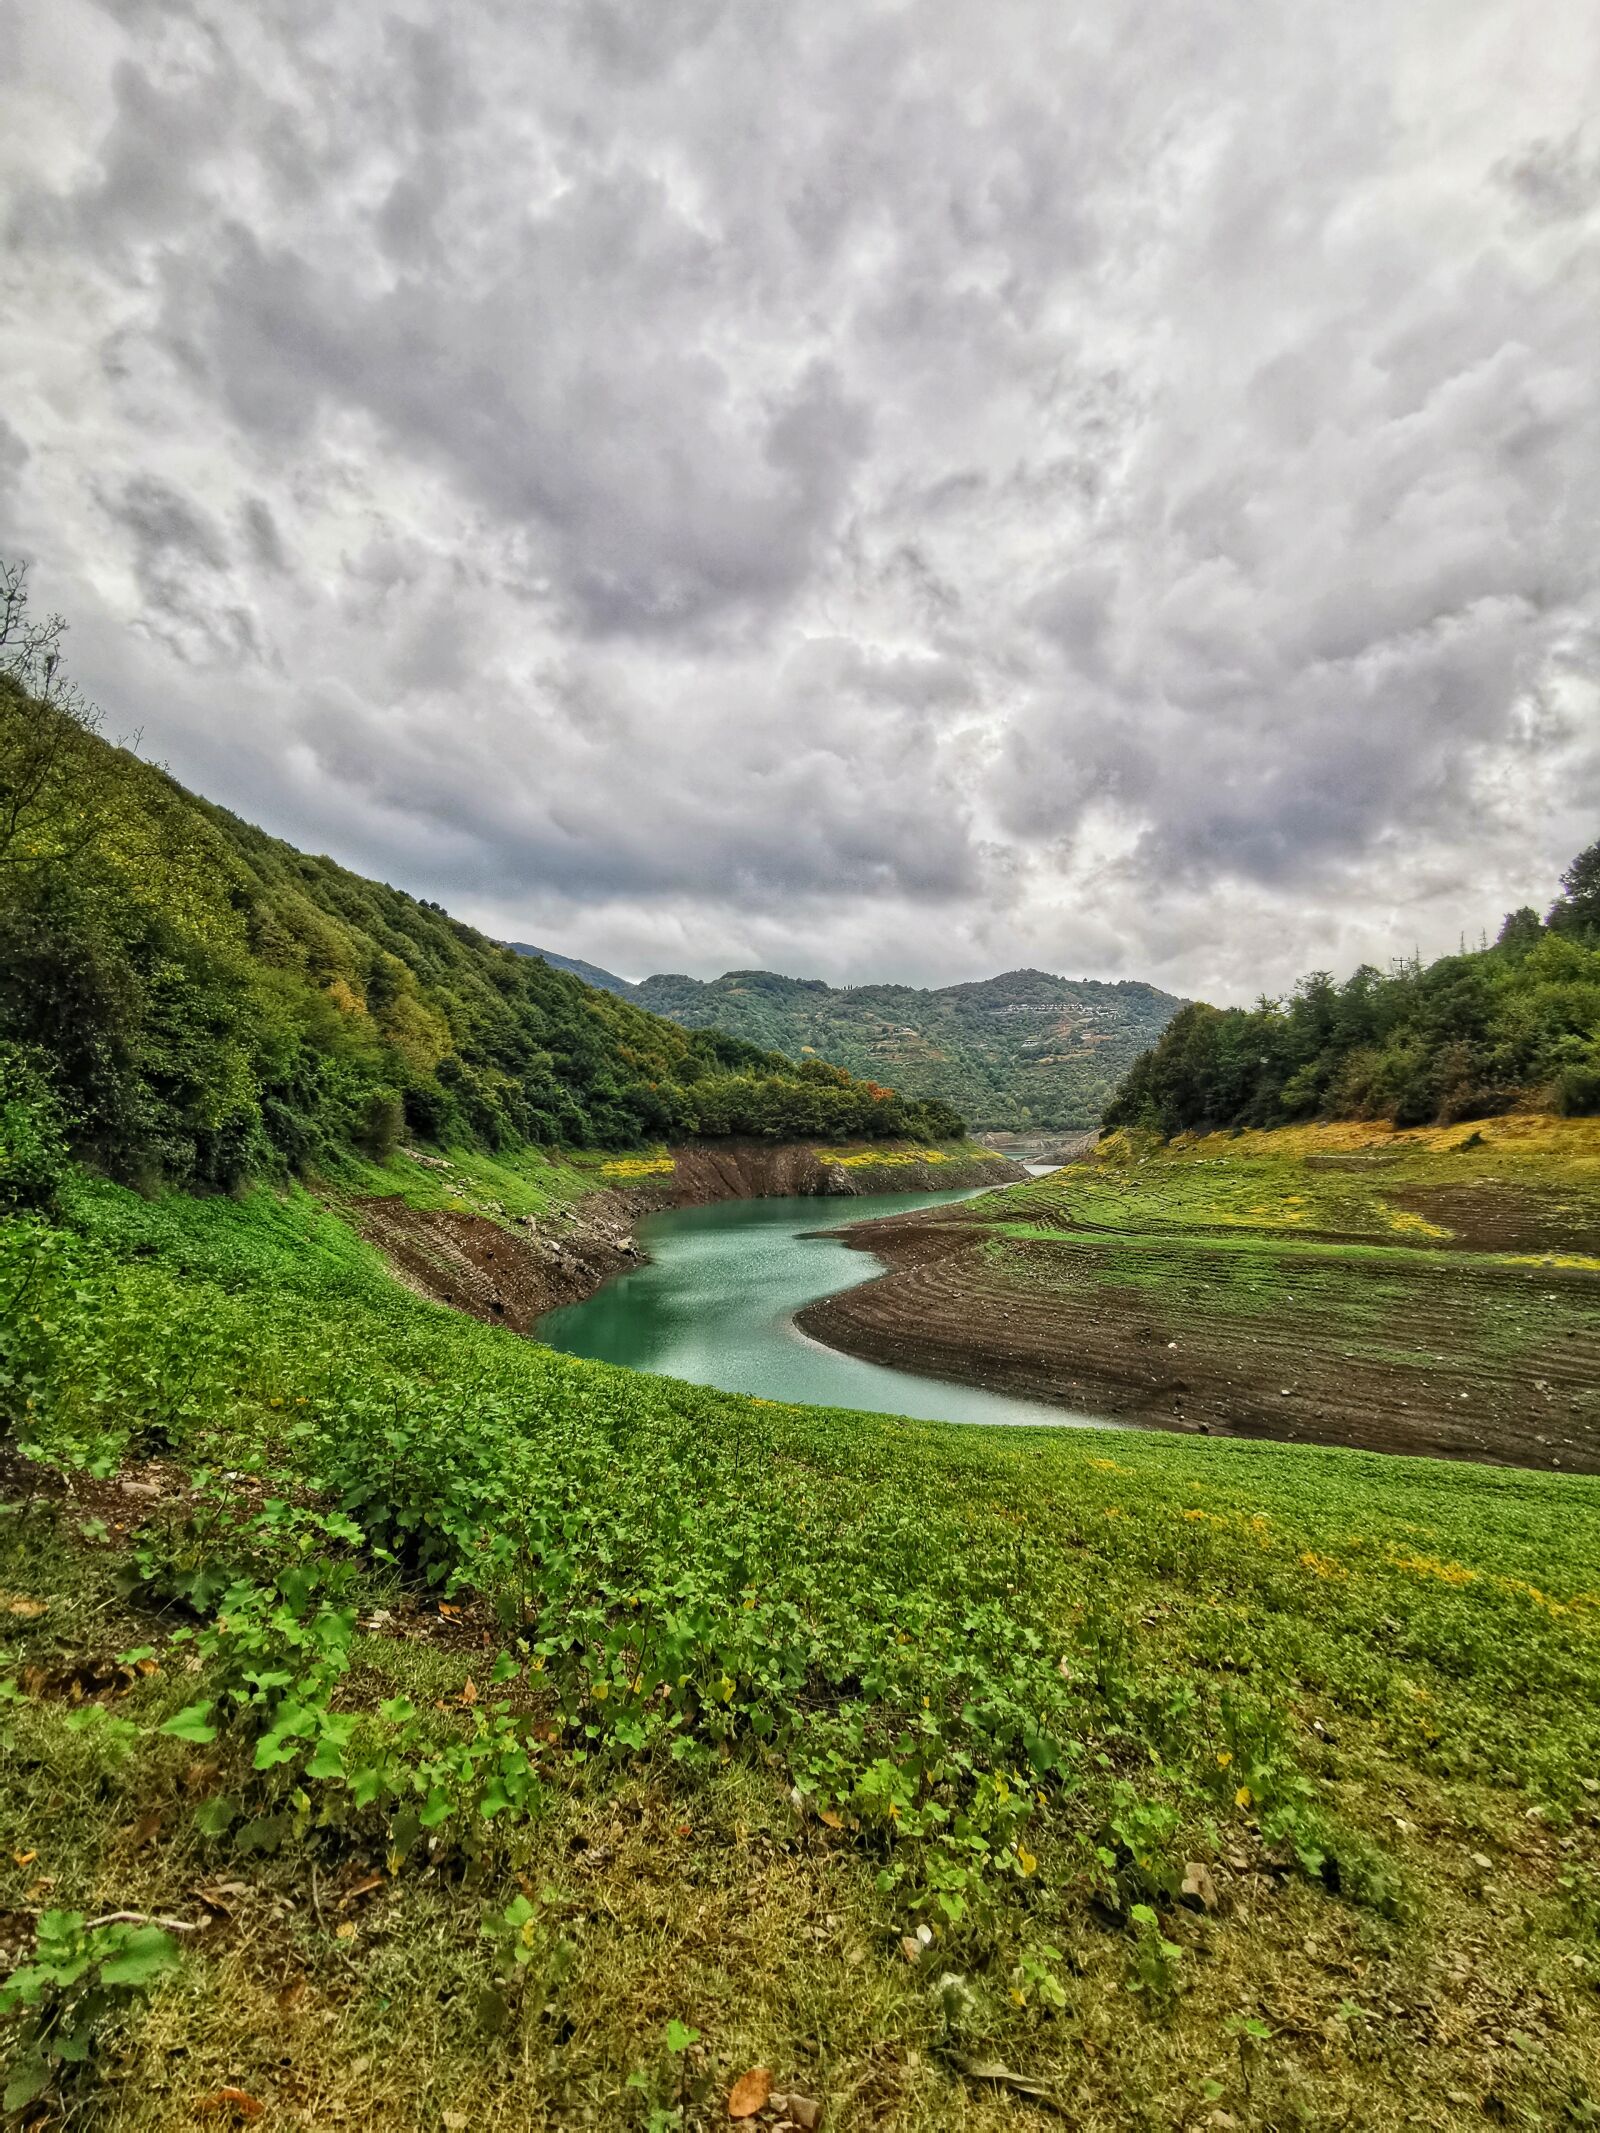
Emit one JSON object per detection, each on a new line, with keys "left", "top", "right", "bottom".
{"left": 339, "top": 1138, "right": 1023, "bottom": 1328}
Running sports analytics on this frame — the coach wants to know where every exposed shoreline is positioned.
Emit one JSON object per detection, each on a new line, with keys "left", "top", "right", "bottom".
{"left": 794, "top": 1184, "right": 1600, "bottom": 1473}
{"left": 342, "top": 1138, "right": 1025, "bottom": 1332}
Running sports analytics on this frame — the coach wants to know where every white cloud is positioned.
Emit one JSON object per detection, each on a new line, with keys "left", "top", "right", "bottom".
{"left": 1, "top": 0, "right": 1596, "bottom": 1001}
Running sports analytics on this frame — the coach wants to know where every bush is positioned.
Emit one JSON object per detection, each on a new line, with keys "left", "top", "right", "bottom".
{"left": 0, "top": 1043, "right": 70, "bottom": 1215}
{"left": 1556, "top": 1062, "right": 1600, "bottom": 1117}
{"left": 1106, "top": 869, "right": 1600, "bottom": 1137}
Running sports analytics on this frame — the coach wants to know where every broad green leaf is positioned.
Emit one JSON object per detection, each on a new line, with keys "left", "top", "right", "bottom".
{"left": 160, "top": 1702, "right": 217, "bottom": 1745}
{"left": 98, "top": 1926, "right": 180, "bottom": 1989}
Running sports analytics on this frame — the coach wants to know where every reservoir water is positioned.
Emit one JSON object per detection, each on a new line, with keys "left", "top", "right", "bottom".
{"left": 540, "top": 1187, "right": 1102, "bottom": 1429}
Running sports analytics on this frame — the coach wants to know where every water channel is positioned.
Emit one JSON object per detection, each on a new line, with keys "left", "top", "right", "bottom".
{"left": 539, "top": 1184, "right": 1104, "bottom": 1429}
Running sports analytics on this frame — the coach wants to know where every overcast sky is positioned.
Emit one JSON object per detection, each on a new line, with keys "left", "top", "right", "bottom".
{"left": 3, "top": 0, "right": 1597, "bottom": 1000}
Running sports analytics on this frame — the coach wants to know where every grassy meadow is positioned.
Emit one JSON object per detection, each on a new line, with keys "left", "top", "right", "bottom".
{"left": 2, "top": 1146, "right": 1599, "bottom": 2128}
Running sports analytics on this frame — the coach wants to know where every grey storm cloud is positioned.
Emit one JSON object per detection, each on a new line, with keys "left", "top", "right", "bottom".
{"left": 0, "top": 0, "right": 1597, "bottom": 1000}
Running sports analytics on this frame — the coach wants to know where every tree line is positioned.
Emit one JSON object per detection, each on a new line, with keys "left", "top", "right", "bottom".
{"left": 0, "top": 564, "right": 963, "bottom": 1205}
{"left": 1104, "top": 845, "right": 1600, "bottom": 1138}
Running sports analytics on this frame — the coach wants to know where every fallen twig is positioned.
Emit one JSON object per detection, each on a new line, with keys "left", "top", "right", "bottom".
{"left": 83, "top": 1911, "right": 199, "bottom": 1933}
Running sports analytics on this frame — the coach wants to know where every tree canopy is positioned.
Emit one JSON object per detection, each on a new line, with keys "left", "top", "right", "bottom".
{"left": 1105, "top": 847, "right": 1600, "bottom": 1137}
{"left": 0, "top": 570, "right": 964, "bottom": 1190}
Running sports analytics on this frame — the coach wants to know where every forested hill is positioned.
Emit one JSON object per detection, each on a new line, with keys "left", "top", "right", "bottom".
{"left": 622, "top": 967, "right": 1185, "bottom": 1131}
{"left": 0, "top": 656, "right": 964, "bottom": 1198}
{"left": 1105, "top": 844, "right": 1600, "bottom": 1137}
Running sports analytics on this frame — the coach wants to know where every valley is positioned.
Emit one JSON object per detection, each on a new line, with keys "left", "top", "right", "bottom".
{"left": 511, "top": 951, "right": 1186, "bottom": 1132}
{"left": 4, "top": 607, "right": 1600, "bottom": 2127}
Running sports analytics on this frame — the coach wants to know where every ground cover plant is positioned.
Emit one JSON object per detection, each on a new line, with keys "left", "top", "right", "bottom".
{"left": 3, "top": 1164, "right": 1600, "bottom": 2127}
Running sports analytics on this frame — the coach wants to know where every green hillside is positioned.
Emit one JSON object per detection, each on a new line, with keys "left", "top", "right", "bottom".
{"left": 631, "top": 967, "right": 1185, "bottom": 1131}
{"left": 0, "top": 646, "right": 963, "bottom": 1198}
{"left": 6, "top": 1146, "right": 1600, "bottom": 2126}
{"left": 1105, "top": 849, "right": 1600, "bottom": 1137}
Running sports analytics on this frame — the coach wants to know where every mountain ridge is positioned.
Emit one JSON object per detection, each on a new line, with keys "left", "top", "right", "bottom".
{"left": 509, "top": 948, "right": 1186, "bottom": 1130}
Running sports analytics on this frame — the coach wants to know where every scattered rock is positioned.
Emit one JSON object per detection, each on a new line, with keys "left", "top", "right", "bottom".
{"left": 1181, "top": 1860, "right": 1219, "bottom": 1910}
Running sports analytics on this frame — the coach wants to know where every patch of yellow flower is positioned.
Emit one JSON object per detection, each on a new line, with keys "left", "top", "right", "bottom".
{"left": 1492, "top": 1576, "right": 1599, "bottom": 1620}
{"left": 1386, "top": 1208, "right": 1448, "bottom": 1237}
{"left": 1299, "top": 1549, "right": 1346, "bottom": 1580}
{"left": 1388, "top": 1550, "right": 1478, "bottom": 1587}
{"left": 598, "top": 1156, "right": 675, "bottom": 1178}
{"left": 816, "top": 1146, "right": 950, "bottom": 1167}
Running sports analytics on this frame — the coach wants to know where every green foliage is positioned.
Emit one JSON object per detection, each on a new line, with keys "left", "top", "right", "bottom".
{"left": 0, "top": 1041, "right": 71, "bottom": 1215}
{"left": 4, "top": 1160, "right": 1600, "bottom": 2117}
{"left": 1126, "top": 1903, "right": 1184, "bottom": 2010}
{"left": 0, "top": 571, "right": 965, "bottom": 1188}
{"left": 477, "top": 1890, "right": 576, "bottom": 2036}
{"left": 1549, "top": 837, "right": 1600, "bottom": 941}
{"left": 1106, "top": 866, "right": 1600, "bottom": 1136}
{"left": 630, "top": 965, "right": 1185, "bottom": 1132}
{"left": 10, "top": 1173, "right": 1600, "bottom": 1960}
{"left": 0, "top": 1910, "right": 179, "bottom": 2112}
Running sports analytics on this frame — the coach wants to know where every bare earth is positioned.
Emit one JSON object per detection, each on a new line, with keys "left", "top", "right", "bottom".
{"left": 797, "top": 1123, "right": 1600, "bottom": 1473}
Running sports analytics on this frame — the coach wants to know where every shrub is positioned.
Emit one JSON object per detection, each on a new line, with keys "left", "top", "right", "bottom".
{"left": 0, "top": 1042, "right": 70, "bottom": 1215}
{"left": 1556, "top": 1061, "right": 1600, "bottom": 1117}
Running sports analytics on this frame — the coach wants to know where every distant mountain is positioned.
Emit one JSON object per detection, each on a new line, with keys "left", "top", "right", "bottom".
{"left": 630, "top": 966, "right": 1187, "bottom": 1131}
{"left": 505, "top": 942, "right": 636, "bottom": 996}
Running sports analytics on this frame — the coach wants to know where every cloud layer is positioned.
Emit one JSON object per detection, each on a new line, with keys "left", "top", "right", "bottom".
{"left": 2, "top": 0, "right": 1597, "bottom": 998}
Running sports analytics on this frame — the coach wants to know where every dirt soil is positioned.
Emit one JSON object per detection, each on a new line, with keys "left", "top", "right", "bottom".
{"left": 666, "top": 1140, "right": 1021, "bottom": 1202}
{"left": 348, "top": 1141, "right": 1022, "bottom": 1331}
{"left": 349, "top": 1189, "right": 656, "bottom": 1331}
{"left": 796, "top": 1208, "right": 1600, "bottom": 1473}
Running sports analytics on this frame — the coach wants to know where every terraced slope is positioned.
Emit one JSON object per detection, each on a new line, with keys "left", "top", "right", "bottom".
{"left": 800, "top": 1117, "right": 1600, "bottom": 1470}
{"left": 630, "top": 967, "right": 1186, "bottom": 1131}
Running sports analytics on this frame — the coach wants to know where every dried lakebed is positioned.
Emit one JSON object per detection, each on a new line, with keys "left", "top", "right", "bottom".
{"left": 798, "top": 1123, "right": 1600, "bottom": 1471}
{"left": 539, "top": 1186, "right": 1108, "bottom": 1429}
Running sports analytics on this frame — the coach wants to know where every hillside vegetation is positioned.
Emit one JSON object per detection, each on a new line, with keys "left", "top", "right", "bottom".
{"left": 0, "top": 573, "right": 962, "bottom": 1197}
{"left": 1105, "top": 853, "right": 1600, "bottom": 1138}
{"left": 622, "top": 967, "right": 1185, "bottom": 1132}
{"left": 4, "top": 1166, "right": 1599, "bottom": 2127}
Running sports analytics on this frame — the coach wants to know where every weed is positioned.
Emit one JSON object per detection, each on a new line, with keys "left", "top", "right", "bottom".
{"left": 0, "top": 1911, "right": 180, "bottom": 2113}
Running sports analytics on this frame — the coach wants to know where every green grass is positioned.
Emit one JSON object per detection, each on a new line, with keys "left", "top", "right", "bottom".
{"left": 320, "top": 1141, "right": 624, "bottom": 1224}
{"left": 2, "top": 1166, "right": 1599, "bottom": 2126}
